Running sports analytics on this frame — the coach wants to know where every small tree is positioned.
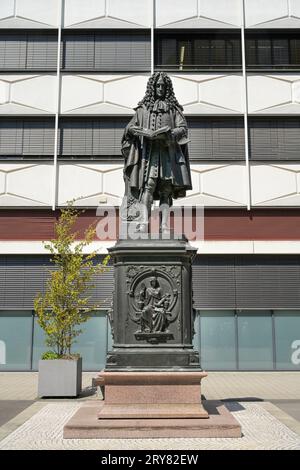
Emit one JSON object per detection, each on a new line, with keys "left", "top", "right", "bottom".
{"left": 34, "top": 202, "right": 109, "bottom": 358}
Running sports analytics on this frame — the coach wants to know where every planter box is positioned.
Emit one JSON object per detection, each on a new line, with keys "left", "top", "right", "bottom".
{"left": 38, "top": 358, "right": 82, "bottom": 397}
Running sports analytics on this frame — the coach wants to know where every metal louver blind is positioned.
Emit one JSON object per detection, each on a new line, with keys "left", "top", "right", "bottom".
{"left": 1, "top": 255, "right": 300, "bottom": 310}
{"left": 26, "top": 33, "right": 58, "bottom": 70}
{"left": 62, "top": 32, "right": 95, "bottom": 70}
{"left": 62, "top": 31, "right": 151, "bottom": 71}
{"left": 59, "top": 119, "right": 127, "bottom": 157}
{"left": 192, "top": 256, "right": 236, "bottom": 308}
{"left": 0, "top": 33, "right": 26, "bottom": 69}
{"left": 249, "top": 119, "right": 300, "bottom": 160}
{"left": 0, "top": 119, "right": 55, "bottom": 157}
{"left": 0, "top": 120, "right": 23, "bottom": 155}
{"left": 23, "top": 120, "right": 55, "bottom": 155}
{"left": 235, "top": 256, "right": 300, "bottom": 308}
{"left": 187, "top": 118, "right": 245, "bottom": 161}
{"left": 0, "top": 256, "right": 113, "bottom": 309}
{"left": 0, "top": 256, "right": 52, "bottom": 309}
{"left": 193, "top": 255, "right": 300, "bottom": 309}
{"left": 0, "top": 32, "right": 57, "bottom": 70}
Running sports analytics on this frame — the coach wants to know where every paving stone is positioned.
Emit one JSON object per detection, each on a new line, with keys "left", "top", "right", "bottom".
{"left": 0, "top": 402, "right": 299, "bottom": 450}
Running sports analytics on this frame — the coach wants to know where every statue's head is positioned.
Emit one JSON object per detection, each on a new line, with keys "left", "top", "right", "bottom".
{"left": 149, "top": 276, "right": 158, "bottom": 287}
{"left": 155, "top": 74, "right": 166, "bottom": 100}
{"left": 137, "top": 72, "right": 183, "bottom": 112}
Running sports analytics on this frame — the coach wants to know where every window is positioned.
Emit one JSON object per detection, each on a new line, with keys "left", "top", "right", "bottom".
{"left": 274, "top": 311, "right": 300, "bottom": 370}
{"left": 198, "top": 311, "right": 236, "bottom": 370}
{"left": 155, "top": 31, "right": 242, "bottom": 70}
{"left": 0, "top": 31, "right": 57, "bottom": 71}
{"left": 237, "top": 312, "right": 273, "bottom": 370}
{"left": 32, "top": 311, "right": 110, "bottom": 371}
{"left": 62, "top": 31, "right": 151, "bottom": 71}
{"left": 195, "top": 310, "right": 300, "bottom": 371}
{"left": 246, "top": 31, "right": 300, "bottom": 69}
{"left": 58, "top": 118, "right": 127, "bottom": 159}
{"left": 249, "top": 118, "right": 300, "bottom": 160}
{"left": 188, "top": 118, "right": 245, "bottom": 161}
{"left": 0, "top": 119, "right": 55, "bottom": 159}
{"left": 0, "top": 311, "right": 32, "bottom": 370}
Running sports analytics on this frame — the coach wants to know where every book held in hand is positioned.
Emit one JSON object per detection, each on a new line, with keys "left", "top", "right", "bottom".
{"left": 131, "top": 126, "right": 171, "bottom": 139}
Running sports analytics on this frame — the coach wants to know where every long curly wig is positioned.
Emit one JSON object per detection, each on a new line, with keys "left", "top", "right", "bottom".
{"left": 136, "top": 72, "right": 183, "bottom": 111}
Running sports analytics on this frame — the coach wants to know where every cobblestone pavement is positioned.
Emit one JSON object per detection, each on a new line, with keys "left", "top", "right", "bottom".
{"left": 0, "top": 371, "right": 299, "bottom": 401}
{"left": 0, "top": 401, "right": 299, "bottom": 450}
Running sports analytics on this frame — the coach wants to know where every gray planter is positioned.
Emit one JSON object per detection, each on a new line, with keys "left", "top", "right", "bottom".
{"left": 38, "top": 358, "right": 82, "bottom": 397}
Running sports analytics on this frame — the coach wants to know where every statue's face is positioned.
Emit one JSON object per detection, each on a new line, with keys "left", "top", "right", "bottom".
{"left": 155, "top": 77, "right": 166, "bottom": 99}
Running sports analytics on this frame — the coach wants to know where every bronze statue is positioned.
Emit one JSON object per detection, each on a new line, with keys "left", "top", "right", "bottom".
{"left": 121, "top": 72, "right": 192, "bottom": 234}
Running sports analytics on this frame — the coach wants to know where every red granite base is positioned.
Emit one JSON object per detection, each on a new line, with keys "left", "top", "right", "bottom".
{"left": 63, "top": 401, "right": 242, "bottom": 438}
{"left": 98, "top": 403, "right": 209, "bottom": 419}
{"left": 95, "top": 371, "right": 208, "bottom": 404}
{"left": 64, "top": 371, "right": 241, "bottom": 438}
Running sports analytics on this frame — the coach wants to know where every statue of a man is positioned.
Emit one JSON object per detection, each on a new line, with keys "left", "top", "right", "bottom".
{"left": 121, "top": 72, "right": 192, "bottom": 234}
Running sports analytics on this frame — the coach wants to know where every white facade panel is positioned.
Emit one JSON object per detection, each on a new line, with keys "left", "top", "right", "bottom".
{"left": 155, "top": 0, "right": 242, "bottom": 28}
{"left": 244, "top": 0, "right": 300, "bottom": 28}
{"left": 57, "top": 162, "right": 123, "bottom": 206}
{"left": 0, "top": 75, "right": 57, "bottom": 115}
{"left": 250, "top": 163, "right": 300, "bottom": 206}
{"left": 63, "top": 0, "right": 152, "bottom": 28}
{"left": 0, "top": 163, "right": 53, "bottom": 207}
{"left": 0, "top": 0, "right": 60, "bottom": 28}
{"left": 171, "top": 74, "right": 244, "bottom": 115}
{"left": 60, "top": 74, "right": 150, "bottom": 115}
{"left": 57, "top": 162, "right": 248, "bottom": 208}
{"left": 193, "top": 163, "right": 247, "bottom": 207}
{"left": 247, "top": 74, "right": 300, "bottom": 115}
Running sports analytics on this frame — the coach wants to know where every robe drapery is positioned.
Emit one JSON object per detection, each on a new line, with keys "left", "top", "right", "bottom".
{"left": 121, "top": 103, "right": 192, "bottom": 201}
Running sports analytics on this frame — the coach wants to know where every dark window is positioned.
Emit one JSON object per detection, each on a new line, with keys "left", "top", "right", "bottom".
{"left": 249, "top": 118, "right": 300, "bottom": 160}
{"left": 187, "top": 118, "right": 245, "bottom": 161}
{"left": 246, "top": 31, "right": 300, "bottom": 69}
{"left": 58, "top": 118, "right": 128, "bottom": 158}
{"left": 0, "top": 118, "right": 129, "bottom": 160}
{"left": 0, "top": 32, "right": 57, "bottom": 71}
{"left": 155, "top": 31, "right": 242, "bottom": 71}
{"left": 62, "top": 31, "right": 151, "bottom": 71}
{"left": 0, "top": 119, "right": 55, "bottom": 158}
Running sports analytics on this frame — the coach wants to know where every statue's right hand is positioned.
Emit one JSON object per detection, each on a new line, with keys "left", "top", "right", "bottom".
{"left": 128, "top": 126, "right": 142, "bottom": 137}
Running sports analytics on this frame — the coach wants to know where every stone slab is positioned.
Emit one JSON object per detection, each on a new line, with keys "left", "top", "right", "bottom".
{"left": 63, "top": 401, "right": 242, "bottom": 439}
{"left": 98, "top": 370, "right": 207, "bottom": 404}
{"left": 98, "top": 403, "right": 209, "bottom": 419}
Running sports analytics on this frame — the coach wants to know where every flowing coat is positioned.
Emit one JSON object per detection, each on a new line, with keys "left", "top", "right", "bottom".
{"left": 121, "top": 103, "right": 192, "bottom": 201}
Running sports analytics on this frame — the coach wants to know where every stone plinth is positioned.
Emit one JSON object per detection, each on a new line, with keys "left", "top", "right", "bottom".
{"left": 97, "top": 370, "right": 207, "bottom": 405}
{"left": 63, "top": 401, "right": 242, "bottom": 439}
{"left": 63, "top": 370, "right": 241, "bottom": 438}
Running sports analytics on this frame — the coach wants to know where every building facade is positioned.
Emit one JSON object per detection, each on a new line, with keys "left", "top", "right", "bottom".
{"left": 0, "top": 0, "right": 300, "bottom": 371}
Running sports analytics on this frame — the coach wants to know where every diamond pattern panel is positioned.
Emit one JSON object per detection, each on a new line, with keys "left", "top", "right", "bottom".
{"left": 245, "top": 0, "right": 300, "bottom": 28}
{"left": 0, "top": 0, "right": 60, "bottom": 28}
{"left": 1, "top": 161, "right": 300, "bottom": 208}
{"left": 156, "top": 0, "right": 242, "bottom": 28}
{"left": 0, "top": 163, "right": 52, "bottom": 206}
{"left": 60, "top": 74, "right": 244, "bottom": 116}
{"left": 63, "top": 0, "right": 152, "bottom": 28}
{"left": 0, "top": 75, "right": 56, "bottom": 115}
{"left": 250, "top": 164, "right": 300, "bottom": 206}
{"left": 247, "top": 74, "right": 300, "bottom": 114}
{"left": 57, "top": 162, "right": 248, "bottom": 208}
